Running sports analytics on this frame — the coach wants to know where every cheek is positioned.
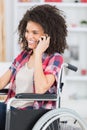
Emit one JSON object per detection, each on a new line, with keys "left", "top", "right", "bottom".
{"left": 25, "top": 33, "right": 27, "bottom": 39}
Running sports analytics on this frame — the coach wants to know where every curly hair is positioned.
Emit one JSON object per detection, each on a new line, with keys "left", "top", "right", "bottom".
{"left": 18, "top": 4, "right": 68, "bottom": 54}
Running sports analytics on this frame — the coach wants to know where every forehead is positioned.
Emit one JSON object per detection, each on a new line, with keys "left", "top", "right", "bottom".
{"left": 26, "top": 21, "right": 44, "bottom": 31}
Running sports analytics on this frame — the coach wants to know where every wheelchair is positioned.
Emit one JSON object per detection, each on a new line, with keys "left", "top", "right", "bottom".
{"left": 0, "top": 63, "right": 87, "bottom": 130}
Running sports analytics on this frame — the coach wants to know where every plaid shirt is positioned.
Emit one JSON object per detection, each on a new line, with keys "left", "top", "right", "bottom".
{"left": 5, "top": 50, "right": 63, "bottom": 109}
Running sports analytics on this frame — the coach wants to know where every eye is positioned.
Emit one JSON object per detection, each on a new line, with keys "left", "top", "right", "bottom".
{"left": 33, "top": 31, "right": 39, "bottom": 34}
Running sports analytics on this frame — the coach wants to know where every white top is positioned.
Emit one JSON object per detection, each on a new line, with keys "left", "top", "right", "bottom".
{"left": 11, "top": 63, "right": 34, "bottom": 108}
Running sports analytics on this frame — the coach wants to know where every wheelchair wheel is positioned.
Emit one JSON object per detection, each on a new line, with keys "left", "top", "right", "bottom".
{"left": 32, "top": 108, "right": 87, "bottom": 130}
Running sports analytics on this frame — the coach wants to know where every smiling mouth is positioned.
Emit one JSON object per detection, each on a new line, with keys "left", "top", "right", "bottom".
{"left": 28, "top": 40, "right": 39, "bottom": 46}
{"left": 28, "top": 41, "right": 34, "bottom": 44}
{"left": 28, "top": 40, "right": 38, "bottom": 45}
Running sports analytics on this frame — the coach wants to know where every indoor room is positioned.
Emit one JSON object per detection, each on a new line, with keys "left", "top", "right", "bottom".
{"left": 0, "top": 0, "right": 87, "bottom": 129}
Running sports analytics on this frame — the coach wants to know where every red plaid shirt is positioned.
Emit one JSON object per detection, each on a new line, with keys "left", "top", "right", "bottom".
{"left": 6, "top": 50, "right": 63, "bottom": 109}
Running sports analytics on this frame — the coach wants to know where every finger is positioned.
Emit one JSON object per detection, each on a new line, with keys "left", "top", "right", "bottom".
{"left": 45, "top": 34, "right": 48, "bottom": 39}
{"left": 46, "top": 36, "right": 50, "bottom": 44}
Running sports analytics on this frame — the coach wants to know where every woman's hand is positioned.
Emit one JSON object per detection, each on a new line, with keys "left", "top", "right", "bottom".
{"left": 35, "top": 36, "right": 50, "bottom": 55}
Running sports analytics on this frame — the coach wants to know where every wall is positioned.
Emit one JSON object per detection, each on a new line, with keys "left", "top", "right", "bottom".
{"left": 4, "top": 0, "right": 14, "bottom": 61}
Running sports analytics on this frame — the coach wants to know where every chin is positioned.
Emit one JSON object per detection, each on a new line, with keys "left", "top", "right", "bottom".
{"left": 28, "top": 44, "right": 37, "bottom": 49}
{"left": 28, "top": 44, "right": 34, "bottom": 48}
{"left": 28, "top": 46, "right": 36, "bottom": 50}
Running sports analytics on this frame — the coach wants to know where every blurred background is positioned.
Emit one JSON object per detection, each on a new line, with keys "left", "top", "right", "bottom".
{"left": 0, "top": 0, "right": 87, "bottom": 123}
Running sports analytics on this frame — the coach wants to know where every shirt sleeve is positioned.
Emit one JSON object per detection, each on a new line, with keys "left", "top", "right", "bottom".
{"left": 9, "top": 58, "right": 18, "bottom": 75}
{"left": 9, "top": 50, "right": 24, "bottom": 74}
{"left": 44, "top": 54, "right": 63, "bottom": 82}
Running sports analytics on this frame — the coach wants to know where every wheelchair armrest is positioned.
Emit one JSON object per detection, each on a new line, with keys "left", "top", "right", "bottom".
{"left": 15, "top": 93, "right": 57, "bottom": 100}
{"left": 0, "top": 89, "right": 9, "bottom": 94}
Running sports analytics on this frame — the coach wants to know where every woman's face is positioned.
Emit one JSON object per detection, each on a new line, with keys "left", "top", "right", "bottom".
{"left": 25, "top": 21, "right": 45, "bottom": 49}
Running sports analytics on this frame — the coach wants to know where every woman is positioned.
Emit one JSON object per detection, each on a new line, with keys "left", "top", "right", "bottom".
{"left": 0, "top": 4, "right": 67, "bottom": 130}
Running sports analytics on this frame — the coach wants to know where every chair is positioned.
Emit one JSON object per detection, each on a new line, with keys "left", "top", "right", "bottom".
{"left": 0, "top": 62, "right": 87, "bottom": 130}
